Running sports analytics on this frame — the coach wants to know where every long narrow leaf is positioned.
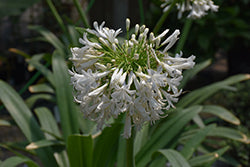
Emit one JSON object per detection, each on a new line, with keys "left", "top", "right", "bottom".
{"left": 0, "top": 119, "right": 11, "bottom": 126}
{"left": 208, "top": 127, "right": 250, "bottom": 143}
{"left": 179, "top": 59, "right": 212, "bottom": 88}
{"left": 181, "top": 124, "right": 216, "bottom": 159}
{"left": 157, "top": 149, "right": 191, "bottom": 167}
{"left": 93, "top": 123, "right": 123, "bottom": 167}
{"left": 0, "top": 80, "right": 58, "bottom": 167}
{"left": 116, "top": 137, "right": 126, "bottom": 167}
{"left": 0, "top": 156, "right": 39, "bottom": 167}
{"left": 134, "top": 123, "right": 149, "bottom": 155}
{"left": 178, "top": 74, "right": 250, "bottom": 108}
{"left": 192, "top": 115, "right": 205, "bottom": 128}
{"left": 26, "top": 140, "right": 64, "bottom": 150}
{"left": 68, "top": 25, "right": 80, "bottom": 46}
{"left": 29, "top": 26, "right": 65, "bottom": 56}
{"left": 35, "top": 107, "right": 69, "bottom": 167}
{"left": 35, "top": 107, "right": 61, "bottom": 139}
{"left": 202, "top": 105, "right": 240, "bottom": 125}
{"left": 67, "top": 135, "right": 93, "bottom": 167}
{"left": 52, "top": 51, "right": 79, "bottom": 141}
{"left": 28, "top": 54, "right": 55, "bottom": 86}
{"left": 25, "top": 94, "right": 55, "bottom": 108}
{"left": 135, "top": 105, "right": 202, "bottom": 167}
{"left": 149, "top": 156, "right": 166, "bottom": 167}
{"left": 189, "top": 146, "right": 229, "bottom": 166}
{"left": 29, "top": 83, "right": 54, "bottom": 94}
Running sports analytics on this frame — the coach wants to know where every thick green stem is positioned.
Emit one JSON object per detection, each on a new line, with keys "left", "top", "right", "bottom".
{"left": 153, "top": 0, "right": 179, "bottom": 34}
{"left": 175, "top": 19, "right": 193, "bottom": 53}
{"left": 126, "top": 129, "right": 135, "bottom": 167}
{"left": 72, "top": 0, "right": 90, "bottom": 28}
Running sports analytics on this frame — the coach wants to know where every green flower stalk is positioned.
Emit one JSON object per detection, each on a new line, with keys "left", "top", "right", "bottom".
{"left": 69, "top": 19, "right": 195, "bottom": 138}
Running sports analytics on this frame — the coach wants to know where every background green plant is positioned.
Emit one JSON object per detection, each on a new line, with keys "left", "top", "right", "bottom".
{"left": 0, "top": 0, "right": 250, "bottom": 166}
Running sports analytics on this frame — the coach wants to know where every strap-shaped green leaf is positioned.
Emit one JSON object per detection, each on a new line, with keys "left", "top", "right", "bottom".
{"left": 135, "top": 105, "right": 202, "bottom": 167}
{"left": 35, "top": 107, "right": 61, "bottom": 139}
{"left": 29, "top": 83, "right": 54, "bottom": 94}
{"left": 93, "top": 123, "right": 123, "bottom": 167}
{"left": 157, "top": 149, "right": 191, "bottom": 167}
{"left": 25, "top": 94, "right": 54, "bottom": 108}
{"left": 181, "top": 124, "right": 216, "bottom": 159}
{"left": 178, "top": 74, "right": 250, "bottom": 107}
{"left": 67, "top": 135, "right": 93, "bottom": 167}
{"left": 26, "top": 139, "right": 64, "bottom": 150}
{"left": 188, "top": 146, "right": 229, "bottom": 166}
{"left": 29, "top": 26, "right": 66, "bottom": 56}
{"left": 202, "top": 105, "right": 240, "bottom": 125}
{"left": 0, "top": 156, "right": 39, "bottom": 167}
{"left": 52, "top": 51, "right": 79, "bottom": 141}
{"left": 208, "top": 127, "right": 250, "bottom": 143}
{"left": 35, "top": 107, "right": 69, "bottom": 167}
{"left": 0, "top": 80, "right": 58, "bottom": 167}
{"left": 27, "top": 54, "right": 55, "bottom": 86}
{"left": 116, "top": 137, "right": 126, "bottom": 167}
{"left": 0, "top": 119, "right": 11, "bottom": 126}
{"left": 179, "top": 59, "right": 211, "bottom": 89}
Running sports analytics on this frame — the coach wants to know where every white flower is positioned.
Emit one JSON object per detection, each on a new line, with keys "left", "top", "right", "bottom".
{"left": 86, "top": 21, "right": 122, "bottom": 45}
{"left": 69, "top": 19, "right": 195, "bottom": 138}
{"left": 161, "top": 0, "right": 219, "bottom": 19}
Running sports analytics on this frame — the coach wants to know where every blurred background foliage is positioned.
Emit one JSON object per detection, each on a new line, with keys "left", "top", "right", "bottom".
{"left": 0, "top": 0, "right": 250, "bottom": 166}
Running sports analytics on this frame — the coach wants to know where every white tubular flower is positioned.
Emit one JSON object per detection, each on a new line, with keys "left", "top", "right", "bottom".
{"left": 86, "top": 21, "right": 122, "bottom": 45}
{"left": 161, "top": 0, "right": 219, "bottom": 19}
{"left": 69, "top": 19, "right": 195, "bottom": 138}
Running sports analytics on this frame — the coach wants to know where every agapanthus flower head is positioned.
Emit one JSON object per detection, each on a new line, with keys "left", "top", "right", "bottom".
{"left": 161, "top": 0, "right": 219, "bottom": 19}
{"left": 69, "top": 19, "right": 195, "bottom": 138}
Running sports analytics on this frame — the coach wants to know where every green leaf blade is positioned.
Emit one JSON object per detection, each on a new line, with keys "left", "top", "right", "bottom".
{"left": 135, "top": 105, "right": 202, "bottom": 167}
{"left": 0, "top": 80, "right": 58, "bottom": 167}
{"left": 0, "top": 156, "right": 39, "bottom": 167}
{"left": 181, "top": 124, "right": 216, "bottom": 159}
{"left": 67, "top": 135, "right": 93, "bottom": 167}
{"left": 202, "top": 105, "right": 240, "bottom": 125}
{"left": 178, "top": 74, "right": 250, "bottom": 108}
{"left": 93, "top": 123, "right": 123, "bottom": 167}
{"left": 52, "top": 51, "right": 79, "bottom": 141}
{"left": 157, "top": 149, "right": 191, "bottom": 167}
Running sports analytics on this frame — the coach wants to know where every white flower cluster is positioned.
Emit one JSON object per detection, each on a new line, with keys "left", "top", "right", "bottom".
{"left": 161, "top": 0, "right": 219, "bottom": 19}
{"left": 69, "top": 19, "right": 195, "bottom": 138}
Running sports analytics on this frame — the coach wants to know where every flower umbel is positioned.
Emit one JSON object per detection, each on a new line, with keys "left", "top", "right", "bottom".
{"left": 69, "top": 19, "right": 195, "bottom": 138}
{"left": 161, "top": 0, "right": 219, "bottom": 19}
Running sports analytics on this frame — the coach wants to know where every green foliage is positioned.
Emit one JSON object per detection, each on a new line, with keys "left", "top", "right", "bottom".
{"left": 0, "top": 80, "right": 59, "bottom": 167}
{"left": 184, "top": 0, "right": 250, "bottom": 60}
{"left": 67, "top": 135, "right": 93, "bottom": 167}
{"left": 157, "top": 149, "right": 191, "bottom": 167}
{"left": 1, "top": 0, "right": 250, "bottom": 166}
{"left": 0, "top": 0, "right": 40, "bottom": 18}
{"left": 52, "top": 51, "right": 80, "bottom": 141}
{"left": 205, "top": 80, "right": 250, "bottom": 166}
{"left": 0, "top": 156, "right": 39, "bottom": 167}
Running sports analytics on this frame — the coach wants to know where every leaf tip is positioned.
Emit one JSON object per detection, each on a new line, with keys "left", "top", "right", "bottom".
{"left": 26, "top": 142, "right": 38, "bottom": 150}
{"left": 246, "top": 74, "right": 250, "bottom": 80}
{"left": 214, "top": 153, "right": 219, "bottom": 158}
{"left": 241, "top": 134, "right": 250, "bottom": 144}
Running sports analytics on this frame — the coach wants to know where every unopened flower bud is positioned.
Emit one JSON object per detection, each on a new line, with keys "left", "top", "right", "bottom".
{"left": 135, "top": 24, "right": 139, "bottom": 35}
{"left": 149, "top": 32, "right": 155, "bottom": 42}
{"left": 126, "top": 18, "right": 130, "bottom": 31}
{"left": 140, "top": 25, "right": 146, "bottom": 33}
